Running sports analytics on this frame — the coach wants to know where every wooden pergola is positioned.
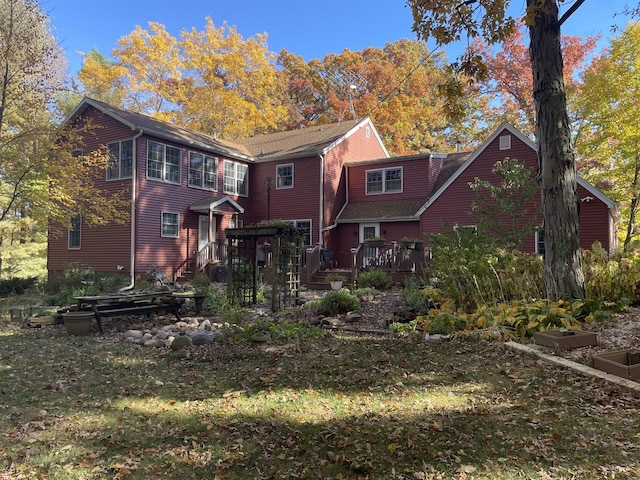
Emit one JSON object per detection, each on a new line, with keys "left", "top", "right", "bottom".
{"left": 224, "top": 223, "right": 305, "bottom": 311}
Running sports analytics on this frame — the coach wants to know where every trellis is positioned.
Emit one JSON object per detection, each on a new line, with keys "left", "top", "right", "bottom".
{"left": 225, "top": 223, "right": 304, "bottom": 311}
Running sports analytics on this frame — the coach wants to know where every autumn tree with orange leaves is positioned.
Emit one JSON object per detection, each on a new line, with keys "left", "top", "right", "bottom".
{"left": 472, "top": 21, "right": 598, "bottom": 137}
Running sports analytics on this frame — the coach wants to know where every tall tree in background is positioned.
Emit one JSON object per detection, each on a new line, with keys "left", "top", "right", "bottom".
{"left": 78, "top": 18, "right": 292, "bottom": 139}
{"left": 0, "top": 0, "right": 128, "bottom": 244}
{"left": 576, "top": 22, "right": 640, "bottom": 250}
{"left": 472, "top": 22, "right": 597, "bottom": 137}
{"left": 178, "top": 18, "right": 290, "bottom": 139}
{"left": 408, "top": 0, "right": 589, "bottom": 299}
{"left": 279, "top": 40, "right": 482, "bottom": 154}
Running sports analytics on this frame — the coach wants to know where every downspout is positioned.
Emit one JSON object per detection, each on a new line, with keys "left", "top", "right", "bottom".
{"left": 318, "top": 154, "right": 324, "bottom": 246}
{"left": 120, "top": 128, "right": 144, "bottom": 291}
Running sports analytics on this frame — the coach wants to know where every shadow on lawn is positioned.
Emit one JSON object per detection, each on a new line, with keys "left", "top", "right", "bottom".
{"left": 0, "top": 326, "right": 639, "bottom": 478}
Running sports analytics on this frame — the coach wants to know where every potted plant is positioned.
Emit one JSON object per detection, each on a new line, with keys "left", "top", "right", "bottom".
{"left": 326, "top": 272, "right": 344, "bottom": 291}
{"left": 400, "top": 237, "right": 423, "bottom": 249}
{"left": 62, "top": 311, "right": 94, "bottom": 335}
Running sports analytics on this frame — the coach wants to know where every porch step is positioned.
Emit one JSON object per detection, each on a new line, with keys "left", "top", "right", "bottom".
{"left": 308, "top": 270, "right": 352, "bottom": 290}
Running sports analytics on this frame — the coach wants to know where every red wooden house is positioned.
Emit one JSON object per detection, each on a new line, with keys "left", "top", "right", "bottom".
{"left": 48, "top": 98, "right": 388, "bottom": 285}
{"left": 49, "top": 99, "right": 618, "bottom": 284}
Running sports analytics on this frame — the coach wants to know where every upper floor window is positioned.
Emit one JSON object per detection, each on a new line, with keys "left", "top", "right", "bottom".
{"left": 161, "top": 212, "right": 180, "bottom": 238}
{"left": 223, "top": 160, "right": 248, "bottom": 196}
{"left": 107, "top": 140, "right": 133, "bottom": 180}
{"left": 276, "top": 164, "right": 294, "bottom": 189}
{"left": 68, "top": 214, "right": 81, "bottom": 249}
{"left": 366, "top": 167, "right": 402, "bottom": 194}
{"left": 147, "top": 141, "right": 181, "bottom": 184}
{"left": 189, "top": 152, "right": 218, "bottom": 190}
{"left": 499, "top": 135, "right": 511, "bottom": 150}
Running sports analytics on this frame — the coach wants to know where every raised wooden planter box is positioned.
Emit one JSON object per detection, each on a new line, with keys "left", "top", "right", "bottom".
{"left": 592, "top": 349, "right": 640, "bottom": 380}
{"left": 534, "top": 329, "right": 597, "bottom": 349}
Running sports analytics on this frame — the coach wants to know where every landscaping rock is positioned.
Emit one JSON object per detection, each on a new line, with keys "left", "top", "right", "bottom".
{"left": 170, "top": 335, "right": 193, "bottom": 350}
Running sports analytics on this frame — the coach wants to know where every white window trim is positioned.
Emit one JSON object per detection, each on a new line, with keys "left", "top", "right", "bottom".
{"left": 107, "top": 140, "right": 133, "bottom": 181}
{"left": 161, "top": 211, "right": 180, "bottom": 238}
{"left": 147, "top": 140, "right": 182, "bottom": 184}
{"left": 68, "top": 215, "right": 81, "bottom": 250}
{"left": 223, "top": 160, "right": 249, "bottom": 196}
{"left": 453, "top": 224, "right": 477, "bottom": 235}
{"left": 188, "top": 151, "right": 218, "bottom": 191}
{"left": 366, "top": 166, "right": 403, "bottom": 195}
{"left": 499, "top": 135, "right": 511, "bottom": 150}
{"left": 276, "top": 163, "right": 294, "bottom": 189}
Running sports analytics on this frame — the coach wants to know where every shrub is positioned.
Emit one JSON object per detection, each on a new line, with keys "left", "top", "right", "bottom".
{"left": 428, "top": 228, "right": 544, "bottom": 311}
{"left": 0, "top": 277, "right": 38, "bottom": 296}
{"left": 357, "top": 269, "right": 392, "bottom": 290}
{"left": 317, "top": 290, "right": 360, "bottom": 316}
{"left": 583, "top": 242, "right": 640, "bottom": 304}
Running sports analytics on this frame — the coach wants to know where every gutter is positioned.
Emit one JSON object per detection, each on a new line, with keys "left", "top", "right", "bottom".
{"left": 120, "top": 128, "right": 144, "bottom": 291}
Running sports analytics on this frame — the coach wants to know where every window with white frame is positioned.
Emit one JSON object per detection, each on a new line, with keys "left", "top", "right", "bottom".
{"left": 453, "top": 224, "right": 477, "bottom": 236}
{"left": 107, "top": 140, "right": 133, "bottom": 180}
{"left": 276, "top": 164, "right": 294, "bottom": 189}
{"left": 68, "top": 215, "right": 81, "bottom": 249}
{"left": 228, "top": 215, "right": 243, "bottom": 229}
{"left": 366, "top": 167, "right": 402, "bottom": 194}
{"left": 161, "top": 212, "right": 180, "bottom": 238}
{"left": 499, "top": 135, "right": 511, "bottom": 150}
{"left": 147, "top": 141, "right": 181, "bottom": 183}
{"left": 223, "top": 160, "right": 248, "bottom": 196}
{"left": 189, "top": 152, "right": 217, "bottom": 190}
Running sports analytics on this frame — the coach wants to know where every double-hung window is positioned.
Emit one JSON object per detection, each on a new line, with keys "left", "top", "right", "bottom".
{"left": 161, "top": 212, "right": 180, "bottom": 238}
{"left": 68, "top": 215, "right": 81, "bottom": 249}
{"left": 189, "top": 152, "right": 218, "bottom": 190}
{"left": 223, "top": 160, "right": 248, "bottom": 196}
{"left": 276, "top": 164, "right": 294, "bottom": 189}
{"left": 366, "top": 167, "right": 402, "bottom": 194}
{"left": 107, "top": 140, "right": 133, "bottom": 180}
{"left": 147, "top": 141, "right": 181, "bottom": 183}
{"left": 536, "top": 228, "right": 545, "bottom": 256}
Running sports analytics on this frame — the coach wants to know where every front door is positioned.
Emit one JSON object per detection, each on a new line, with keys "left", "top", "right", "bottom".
{"left": 198, "top": 215, "right": 215, "bottom": 252}
{"left": 359, "top": 223, "right": 380, "bottom": 267}
{"left": 359, "top": 223, "right": 380, "bottom": 243}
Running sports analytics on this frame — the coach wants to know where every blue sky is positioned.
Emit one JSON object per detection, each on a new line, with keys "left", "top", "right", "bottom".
{"left": 45, "top": 0, "right": 631, "bottom": 76}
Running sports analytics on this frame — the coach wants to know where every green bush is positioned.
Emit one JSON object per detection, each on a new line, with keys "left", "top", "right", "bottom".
{"left": 317, "top": 289, "right": 360, "bottom": 316}
{"left": 357, "top": 269, "right": 392, "bottom": 290}
{"left": 583, "top": 242, "right": 640, "bottom": 304}
{"left": 428, "top": 228, "right": 544, "bottom": 311}
{"left": 0, "top": 277, "right": 38, "bottom": 295}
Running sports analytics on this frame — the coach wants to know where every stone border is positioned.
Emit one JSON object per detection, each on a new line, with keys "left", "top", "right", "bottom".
{"left": 505, "top": 341, "right": 640, "bottom": 392}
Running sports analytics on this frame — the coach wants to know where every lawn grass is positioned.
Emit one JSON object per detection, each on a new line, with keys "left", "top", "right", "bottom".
{"left": 0, "top": 323, "right": 639, "bottom": 479}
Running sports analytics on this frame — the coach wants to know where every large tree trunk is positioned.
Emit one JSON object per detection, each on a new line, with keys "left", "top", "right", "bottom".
{"left": 528, "top": 0, "right": 585, "bottom": 299}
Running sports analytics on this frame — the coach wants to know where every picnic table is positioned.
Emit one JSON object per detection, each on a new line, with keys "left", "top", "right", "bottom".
{"left": 74, "top": 292, "right": 183, "bottom": 334}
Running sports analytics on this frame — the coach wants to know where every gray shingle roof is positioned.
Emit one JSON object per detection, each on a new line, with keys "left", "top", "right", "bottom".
{"left": 237, "top": 119, "right": 362, "bottom": 161}
{"left": 336, "top": 198, "right": 426, "bottom": 222}
{"left": 67, "top": 98, "right": 367, "bottom": 164}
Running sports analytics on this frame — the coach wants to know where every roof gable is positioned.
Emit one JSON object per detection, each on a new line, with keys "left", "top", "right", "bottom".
{"left": 416, "top": 122, "right": 617, "bottom": 216}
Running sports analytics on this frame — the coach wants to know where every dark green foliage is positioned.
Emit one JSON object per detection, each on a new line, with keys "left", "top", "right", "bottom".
{"left": 0, "top": 277, "right": 38, "bottom": 295}
{"left": 357, "top": 269, "right": 393, "bottom": 290}
{"left": 317, "top": 290, "right": 360, "bottom": 316}
{"left": 44, "top": 264, "right": 128, "bottom": 306}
